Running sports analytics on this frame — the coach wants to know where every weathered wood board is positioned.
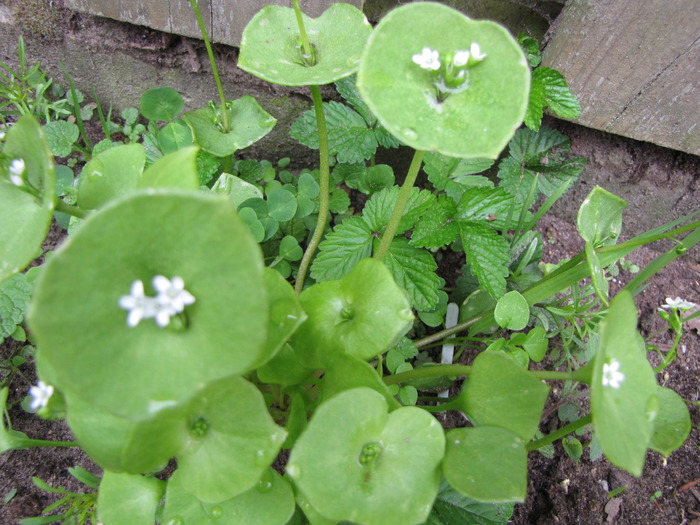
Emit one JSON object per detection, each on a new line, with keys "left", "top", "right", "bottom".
{"left": 541, "top": 0, "right": 700, "bottom": 156}
{"left": 63, "top": 0, "right": 364, "bottom": 46}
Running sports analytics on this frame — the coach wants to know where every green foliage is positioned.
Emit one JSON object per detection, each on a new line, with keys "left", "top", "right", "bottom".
{"left": 0, "top": 273, "right": 31, "bottom": 342}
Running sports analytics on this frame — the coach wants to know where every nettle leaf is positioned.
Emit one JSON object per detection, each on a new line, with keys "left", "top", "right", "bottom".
{"left": 310, "top": 216, "right": 373, "bottom": 282}
{"left": 411, "top": 195, "right": 458, "bottom": 249}
{"left": 517, "top": 33, "right": 541, "bottom": 68}
{"left": 97, "top": 471, "right": 165, "bottom": 525}
{"left": 457, "top": 222, "right": 510, "bottom": 299}
{"left": 238, "top": 3, "right": 372, "bottom": 86}
{"left": 287, "top": 388, "right": 445, "bottom": 525}
{"left": 163, "top": 468, "right": 295, "bottom": 525}
{"left": 456, "top": 187, "right": 514, "bottom": 230}
{"left": 0, "top": 273, "right": 31, "bottom": 340}
{"left": 509, "top": 126, "right": 569, "bottom": 164}
{"left": 1, "top": 116, "right": 55, "bottom": 282}
{"left": 357, "top": 2, "right": 529, "bottom": 158}
{"left": 424, "top": 152, "right": 495, "bottom": 201}
{"left": 591, "top": 291, "right": 657, "bottom": 477}
{"left": 385, "top": 238, "right": 441, "bottom": 311}
{"left": 525, "top": 67, "right": 581, "bottom": 131}
{"left": 363, "top": 186, "right": 435, "bottom": 235}
{"left": 177, "top": 377, "right": 287, "bottom": 503}
{"left": 43, "top": 120, "right": 79, "bottom": 157}
{"left": 335, "top": 75, "right": 374, "bottom": 126}
{"left": 427, "top": 479, "right": 514, "bottom": 525}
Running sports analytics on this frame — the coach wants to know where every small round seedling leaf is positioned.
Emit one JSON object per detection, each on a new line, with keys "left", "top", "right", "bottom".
{"left": 292, "top": 258, "right": 414, "bottom": 368}
{"left": 238, "top": 4, "right": 372, "bottom": 86}
{"left": 591, "top": 291, "right": 657, "bottom": 477}
{"left": 287, "top": 388, "right": 444, "bottom": 525}
{"left": 278, "top": 235, "right": 303, "bottom": 261}
{"left": 29, "top": 190, "right": 268, "bottom": 420}
{"left": 184, "top": 97, "right": 276, "bottom": 157}
{"left": 78, "top": 143, "right": 145, "bottom": 210}
{"left": 461, "top": 351, "right": 549, "bottom": 441}
{"left": 267, "top": 188, "right": 297, "bottom": 222}
{"left": 0, "top": 116, "right": 55, "bottom": 282}
{"left": 494, "top": 290, "right": 529, "bottom": 330}
{"left": 163, "top": 468, "right": 295, "bottom": 525}
{"left": 444, "top": 426, "right": 527, "bottom": 502}
{"left": 97, "top": 471, "right": 166, "bottom": 525}
{"left": 140, "top": 86, "right": 184, "bottom": 121}
{"left": 577, "top": 186, "right": 627, "bottom": 247}
{"left": 177, "top": 376, "right": 287, "bottom": 503}
{"left": 649, "top": 386, "right": 691, "bottom": 457}
{"left": 357, "top": 3, "right": 529, "bottom": 158}
{"left": 157, "top": 120, "right": 193, "bottom": 154}
{"left": 212, "top": 173, "right": 263, "bottom": 208}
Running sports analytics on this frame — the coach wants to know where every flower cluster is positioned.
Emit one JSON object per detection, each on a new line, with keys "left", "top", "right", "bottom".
{"left": 602, "top": 359, "right": 624, "bottom": 389}
{"left": 659, "top": 297, "right": 697, "bottom": 312}
{"left": 412, "top": 43, "right": 486, "bottom": 99}
{"left": 119, "top": 275, "right": 195, "bottom": 327}
{"left": 29, "top": 381, "right": 54, "bottom": 411}
{"left": 8, "top": 158, "right": 26, "bottom": 187}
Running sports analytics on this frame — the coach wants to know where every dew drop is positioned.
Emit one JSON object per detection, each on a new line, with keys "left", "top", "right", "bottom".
{"left": 286, "top": 464, "right": 300, "bottom": 478}
{"left": 454, "top": 439, "right": 461, "bottom": 445}
{"left": 254, "top": 449, "right": 269, "bottom": 467}
{"left": 403, "top": 128, "right": 418, "bottom": 141}
{"left": 166, "top": 518, "right": 184, "bottom": 525}
{"left": 210, "top": 506, "right": 223, "bottom": 519}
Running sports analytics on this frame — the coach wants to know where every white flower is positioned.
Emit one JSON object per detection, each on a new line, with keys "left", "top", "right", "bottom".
{"left": 470, "top": 42, "right": 486, "bottom": 61}
{"left": 119, "top": 280, "right": 158, "bottom": 327}
{"left": 8, "top": 158, "right": 25, "bottom": 186}
{"left": 453, "top": 50, "right": 471, "bottom": 67}
{"left": 602, "top": 359, "right": 625, "bottom": 389}
{"left": 660, "top": 297, "right": 697, "bottom": 311}
{"left": 29, "top": 381, "right": 54, "bottom": 411}
{"left": 0, "top": 131, "right": 5, "bottom": 140}
{"left": 413, "top": 47, "right": 441, "bottom": 70}
{"left": 152, "top": 275, "right": 195, "bottom": 327}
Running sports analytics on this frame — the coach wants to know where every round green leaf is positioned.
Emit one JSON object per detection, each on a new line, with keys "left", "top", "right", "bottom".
{"left": 97, "top": 471, "right": 166, "bottom": 525}
{"left": 78, "top": 143, "right": 145, "bottom": 210}
{"left": 176, "top": 376, "right": 287, "bottom": 503}
{"left": 163, "top": 468, "right": 295, "bottom": 525}
{"left": 157, "top": 120, "right": 193, "bottom": 154}
{"left": 287, "top": 387, "right": 445, "bottom": 525}
{"left": 212, "top": 173, "right": 263, "bottom": 207}
{"left": 138, "top": 146, "right": 199, "bottom": 191}
{"left": 0, "top": 116, "right": 55, "bottom": 282}
{"left": 238, "top": 4, "right": 372, "bottom": 86}
{"left": 292, "top": 258, "right": 414, "bottom": 368}
{"left": 649, "top": 386, "right": 691, "bottom": 457}
{"left": 29, "top": 190, "right": 268, "bottom": 420}
{"left": 140, "top": 86, "right": 184, "bottom": 121}
{"left": 444, "top": 426, "right": 527, "bottom": 502}
{"left": 577, "top": 186, "right": 627, "bottom": 247}
{"left": 591, "top": 291, "right": 657, "bottom": 476}
{"left": 357, "top": 3, "right": 529, "bottom": 158}
{"left": 184, "top": 97, "right": 276, "bottom": 157}
{"left": 494, "top": 290, "right": 529, "bottom": 330}
{"left": 267, "top": 188, "right": 297, "bottom": 222}
{"left": 257, "top": 343, "right": 313, "bottom": 387}
{"left": 278, "top": 235, "right": 303, "bottom": 261}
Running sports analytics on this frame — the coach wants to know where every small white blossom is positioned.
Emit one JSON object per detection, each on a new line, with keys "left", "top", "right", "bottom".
{"left": 453, "top": 50, "right": 471, "bottom": 67}
{"left": 153, "top": 275, "right": 195, "bottom": 327}
{"left": 119, "top": 280, "right": 158, "bottom": 327}
{"left": 602, "top": 359, "right": 625, "bottom": 389}
{"left": 0, "top": 131, "right": 5, "bottom": 141}
{"left": 660, "top": 297, "right": 697, "bottom": 311}
{"left": 8, "top": 158, "right": 25, "bottom": 186}
{"left": 470, "top": 42, "right": 486, "bottom": 61}
{"left": 413, "top": 47, "right": 441, "bottom": 71}
{"left": 29, "top": 381, "right": 54, "bottom": 411}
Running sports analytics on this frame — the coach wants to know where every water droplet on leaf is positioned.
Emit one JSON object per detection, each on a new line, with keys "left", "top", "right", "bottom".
{"left": 403, "top": 128, "right": 418, "bottom": 141}
{"left": 210, "top": 506, "right": 223, "bottom": 519}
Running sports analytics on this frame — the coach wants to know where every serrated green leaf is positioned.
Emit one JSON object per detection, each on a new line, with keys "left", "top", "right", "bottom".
{"left": 509, "top": 127, "right": 569, "bottom": 164}
{"left": 359, "top": 164, "right": 394, "bottom": 194}
{"left": 329, "top": 187, "right": 351, "bottom": 214}
{"left": 310, "top": 217, "right": 373, "bottom": 282}
{"left": 525, "top": 68, "right": 580, "bottom": 130}
{"left": 426, "top": 479, "right": 514, "bottom": 525}
{"left": 385, "top": 238, "right": 440, "bottom": 311}
{"left": 0, "top": 273, "right": 32, "bottom": 339}
{"left": 457, "top": 223, "right": 510, "bottom": 299}
{"left": 42, "top": 120, "right": 79, "bottom": 157}
{"left": 517, "top": 33, "right": 541, "bottom": 68}
{"left": 456, "top": 187, "right": 513, "bottom": 230}
{"left": 363, "top": 186, "right": 434, "bottom": 235}
{"left": 424, "top": 153, "right": 495, "bottom": 202}
{"left": 335, "top": 75, "right": 374, "bottom": 126}
{"left": 411, "top": 195, "right": 458, "bottom": 249}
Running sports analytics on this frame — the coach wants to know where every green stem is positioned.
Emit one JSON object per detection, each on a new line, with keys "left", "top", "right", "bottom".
{"left": 188, "top": 0, "right": 228, "bottom": 131}
{"left": 654, "top": 327, "right": 683, "bottom": 374}
{"left": 18, "top": 438, "right": 78, "bottom": 449}
{"left": 295, "top": 84, "right": 330, "bottom": 294}
{"left": 55, "top": 199, "right": 88, "bottom": 219}
{"left": 374, "top": 149, "right": 426, "bottom": 261}
{"left": 414, "top": 314, "right": 485, "bottom": 349}
{"left": 383, "top": 364, "right": 472, "bottom": 386}
{"left": 292, "top": 0, "right": 315, "bottom": 65}
{"left": 525, "top": 414, "right": 592, "bottom": 451}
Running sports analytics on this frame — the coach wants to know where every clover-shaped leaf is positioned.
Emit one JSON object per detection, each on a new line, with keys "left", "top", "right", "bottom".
{"left": 29, "top": 190, "right": 268, "bottom": 420}
{"left": 176, "top": 376, "right": 287, "bottom": 503}
{"left": 591, "top": 291, "right": 657, "bottom": 476}
{"left": 357, "top": 3, "right": 529, "bottom": 158}
{"left": 238, "top": 4, "right": 372, "bottom": 86}
{"left": 292, "top": 258, "right": 414, "bottom": 368}
{"left": 287, "top": 387, "right": 445, "bottom": 525}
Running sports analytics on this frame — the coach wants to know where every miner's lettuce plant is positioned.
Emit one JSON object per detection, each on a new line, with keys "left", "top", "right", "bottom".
{"left": 1, "top": 2, "right": 699, "bottom": 524}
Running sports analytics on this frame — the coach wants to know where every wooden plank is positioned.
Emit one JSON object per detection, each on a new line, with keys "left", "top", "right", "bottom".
{"left": 542, "top": 0, "right": 700, "bottom": 156}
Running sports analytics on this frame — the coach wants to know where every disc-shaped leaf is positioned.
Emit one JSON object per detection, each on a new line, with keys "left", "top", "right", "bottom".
{"left": 163, "top": 468, "right": 295, "bottom": 525}
{"left": 238, "top": 4, "right": 372, "bottom": 86}
{"left": 460, "top": 351, "right": 549, "bottom": 441}
{"left": 184, "top": 97, "right": 276, "bottom": 157}
{"left": 591, "top": 291, "right": 657, "bottom": 476}
{"left": 97, "top": 471, "right": 166, "bottom": 525}
{"left": 287, "top": 387, "right": 445, "bottom": 525}
{"left": 357, "top": 3, "right": 529, "bottom": 158}
{"left": 444, "top": 426, "right": 527, "bottom": 502}
{"left": 292, "top": 258, "right": 414, "bottom": 368}
{"left": 137, "top": 146, "right": 199, "bottom": 190}
{"left": 649, "top": 386, "right": 691, "bottom": 457}
{"left": 157, "top": 120, "right": 193, "bottom": 154}
{"left": 494, "top": 290, "right": 529, "bottom": 330}
{"left": 176, "top": 376, "right": 287, "bottom": 503}
{"left": 140, "top": 86, "right": 184, "bottom": 121}
{"left": 577, "top": 186, "right": 627, "bottom": 247}
{"left": 77, "top": 143, "right": 145, "bottom": 210}
{"left": 28, "top": 190, "right": 268, "bottom": 420}
{"left": 0, "top": 116, "right": 55, "bottom": 282}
